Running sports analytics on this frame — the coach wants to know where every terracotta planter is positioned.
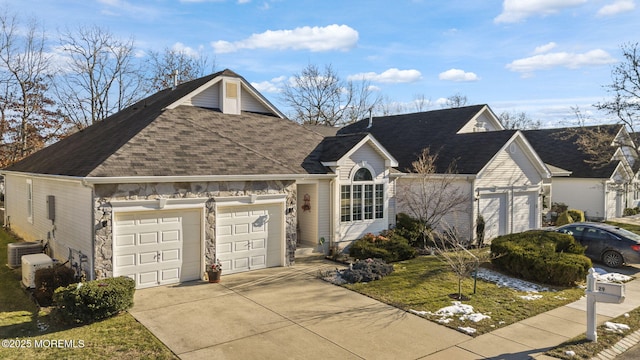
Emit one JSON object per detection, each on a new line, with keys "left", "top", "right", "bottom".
{"left": 207, "top": 270, "right": 221, "bottom": 283}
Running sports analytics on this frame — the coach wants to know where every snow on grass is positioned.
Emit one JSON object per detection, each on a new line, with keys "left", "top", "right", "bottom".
{"left": 475, "top": 268, "right": 549, "bottom": 292}
{"left": 519, "top": 294, "right": 543, "bottom": 300}
{"left": 604, "top": 321, "right": 631, "bottom": 333}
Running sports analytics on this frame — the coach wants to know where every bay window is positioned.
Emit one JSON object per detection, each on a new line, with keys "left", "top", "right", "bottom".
{"left": 340, "top": 168, "right": 384, "bottom": 222}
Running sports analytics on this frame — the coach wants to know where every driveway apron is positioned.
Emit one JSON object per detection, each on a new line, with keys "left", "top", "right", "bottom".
{"left": 129, "top": 257, "right": 470, "bottom": 359}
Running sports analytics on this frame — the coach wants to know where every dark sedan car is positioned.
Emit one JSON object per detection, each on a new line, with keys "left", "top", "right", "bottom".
{"left": 555, "top": 222, "right": 640, "bottom": 268}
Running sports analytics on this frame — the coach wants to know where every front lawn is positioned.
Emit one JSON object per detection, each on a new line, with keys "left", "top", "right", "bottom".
{"left": 0, "top": 229, "right": 177, "bottom": 360}
{"left": 342, "top": 249, "right": 585, "bottom": 336}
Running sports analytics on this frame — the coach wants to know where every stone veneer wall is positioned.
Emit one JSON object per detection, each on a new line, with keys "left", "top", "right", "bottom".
{"left": 93, "top": 180, "right": 297, "bottom": 280}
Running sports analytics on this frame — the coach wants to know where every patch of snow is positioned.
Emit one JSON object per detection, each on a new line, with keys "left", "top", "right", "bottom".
{"left": 593, "top": 268, "right": 632, "bottom": 283}
{"left": 476, "top": 268, "right": 549, "bottom": 292}
{"left": 435, "top": 301, "right": 474, "bottom": 317}
{"left": 565, "top": 350, "right": 576, "bottom": 357}
{"left": 409, "top": 309, "right": 428, "bottom": 316}
{"left": 462, "top": 313, "right": 491, "bottom": 322}
{"left": 520, "top": 294, "right": 543, "bottom": 300}
{"left": 458, "top": 326, "right": 476, "bottom": 335}
{"left": 604, "top": 321, "right": 630, "bottom": 333}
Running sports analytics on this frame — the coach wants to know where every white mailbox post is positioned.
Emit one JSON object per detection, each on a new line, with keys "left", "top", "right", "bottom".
{"left": 585, "top": 268, "right": 626, "bottom": 341}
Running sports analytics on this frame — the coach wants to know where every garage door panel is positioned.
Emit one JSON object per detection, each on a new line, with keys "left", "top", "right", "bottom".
{"left": 161, "top": 230, "right": 180, "bottom": 242}
{"left": 217, "top": 204, "right": 281, "bottom": 275}
{"left": 114, "top": 209, "right": 202, "bottom": 289}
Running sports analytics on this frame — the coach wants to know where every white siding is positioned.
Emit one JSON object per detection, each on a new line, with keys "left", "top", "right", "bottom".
{"left": 297, "top": 183, "right": 318, "bottom": 247}
{"left": 338, "top": 143, "right": 385, "bottom": 181}
{"left": 552, "top": 178, "right": 605, "bottom": 220}
{"left": 4, "top": 174, "right": 93, "bottom": 263}
{"left": 396, "top": 177, "right": 473, "bottom": 242}
{"left": 476, "top": 141, "right": 542, "bottom": 189}
{"left": 241, "top": 87, "right": 271, "bottom": 113}
{"left": 317, "top": 180, "right": 332, "bottom": 244}
{"left": 188, "top": 86, "right": 220, "bottom": 109}
{"left": 457, "top": 111, "right": 502, "bottom": 133}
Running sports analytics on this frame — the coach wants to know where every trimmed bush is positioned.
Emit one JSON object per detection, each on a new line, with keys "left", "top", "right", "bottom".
{"left": 349, "top": 230, "right": 416, "bottom": 262}
{"left": 34, "top": 264, "right": 76, "bottom": 306}
{"left": 490, "top": 230, "right": 591, "bottom": 286}
{"left": 53, "top": 276, "right": 135, "bottom": 323}
{"left": 341, "top": 258, "right": 394, "bottom": 283}
{"left": 624, "top": 207, "right": 640, "bottom": 216}
{"left": 567, "top": 209, "right": 585, "bottom": 222}
{"left": 395, "top": 213, "right": 422, "bottom": 247}
{"left": 555, "top": 211, "right": 574, "bottom": 226}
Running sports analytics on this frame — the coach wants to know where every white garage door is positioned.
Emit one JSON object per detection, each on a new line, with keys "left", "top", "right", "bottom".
{"left": 216, "top": 204, "right": 282, "bottom": 275}
{"left": 512, "top": 192, "right": 537, "bottom": 233}
{"left": 479, "top": 193, "right": 507, "bottom": 242}
{"left": 113, "top": 209, "right": 201, "bottom": 289}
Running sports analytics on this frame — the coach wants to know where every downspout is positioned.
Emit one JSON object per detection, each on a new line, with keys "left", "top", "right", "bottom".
{"left": 329, "top": 177, "right": 335, "bottom": 254}
{"left": 81, "top": 179, "right": 96, "bottom": 281}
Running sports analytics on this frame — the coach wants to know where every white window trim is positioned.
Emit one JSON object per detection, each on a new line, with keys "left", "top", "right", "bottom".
{"left": 341, "top": 165, "right": 385, "bottom": 223}
{"left": 26, "top": 179, "right": 33, "bottom": 224}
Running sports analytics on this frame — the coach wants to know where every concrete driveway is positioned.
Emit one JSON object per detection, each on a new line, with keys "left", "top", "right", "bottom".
{"left": 129, "top": 256, "right": 470, "bottom": 359}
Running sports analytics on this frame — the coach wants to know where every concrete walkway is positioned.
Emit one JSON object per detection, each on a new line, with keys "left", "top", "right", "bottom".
{"left": 130, "top": 256, "right": 640, "bottom": 359}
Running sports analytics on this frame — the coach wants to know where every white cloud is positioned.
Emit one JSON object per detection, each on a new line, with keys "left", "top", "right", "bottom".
{"left": 438, "top": 68, "right": 480, "bottom": 82}
{"left": 347, "top": 68, "right": 422, "bottom": 83}
{"left": 597, "top": 0, "right": 635, "bottom": 17}
{"left": 171, "top": 42, "right": 203, "bottom": 58}
{"left": 494, "top": 0, "right": 587, "bottom": 23}
{"left": 251, "top": 76, "right": 287, "bottom": 93}
{"left": 534, "top": 42, "right": 557, "bottom": 54}
{"left": 506, "top": 49, "right": 616, "bottom": 73}
{"left": 211, "top": 24, "right": 358, "bottom": 53}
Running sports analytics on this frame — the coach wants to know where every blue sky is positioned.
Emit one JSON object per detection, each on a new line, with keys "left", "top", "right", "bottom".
{"left": 10, "top": 0, "right": 640, "bottom": 127}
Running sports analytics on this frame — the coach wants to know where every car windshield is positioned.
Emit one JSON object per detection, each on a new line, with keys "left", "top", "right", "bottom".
{"left": 610, "top": 227, "right": 640, "bottom": 242}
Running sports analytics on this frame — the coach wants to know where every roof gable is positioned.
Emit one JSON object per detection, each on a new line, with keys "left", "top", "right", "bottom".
{"left": 338, "top": 105, "right": 518, "bottom": 174}
{"left": 319, "top": 133, "right": 398, "bottom": 168}
{"left": 476, "top": 131, "right": 550, "bottom": 181}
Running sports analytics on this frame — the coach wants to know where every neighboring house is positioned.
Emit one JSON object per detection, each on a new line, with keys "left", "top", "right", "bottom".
{"left": 339, "top": 105, "right": 551, "bottom": 243}
{"left": 1, "top": 69, "right": 398, "bottom": 288}
{"left": 523, "top": 125, "right": 639, "bottom": 221}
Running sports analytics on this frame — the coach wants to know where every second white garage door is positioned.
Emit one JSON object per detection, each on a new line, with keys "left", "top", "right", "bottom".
{"left": 113, "top": 209, "right": 202, "bottom": 289}
{"left": 216, "top": 203, "right": 283, "bottom": 275}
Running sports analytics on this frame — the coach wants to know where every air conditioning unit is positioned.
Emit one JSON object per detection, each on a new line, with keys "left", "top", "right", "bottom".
{"left": 7, "top": 241, "right": 43, "bottom": 268}
{"left": 22, "top": 253, "right": 54, "bottom": 288}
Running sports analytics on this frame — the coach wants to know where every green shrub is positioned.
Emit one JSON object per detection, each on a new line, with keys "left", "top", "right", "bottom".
{"left": 340, "top": 258, "right": 394, "bottom": 283}
{"left": 555, "top": 211, "right": 574, "bottom": 226}
{"left": 34, "top": 264, "right": 76, "bottom": 306}
{"left": 624, "top": 207, "right": 640, "bottom": 216}
{"left": 53, "top": 276, "right": 135, "bottom": 323}
{"left": 395, "top": 213, "right": 422, "bottom": 247}
{"left": 567, "top": 209, "right": 585, "bottom": 222}
{"left": 490, "top": 230, "right": 591, "bottom": 286}
{"left": 349, "top": 230, "right": 416, "bottom": 262}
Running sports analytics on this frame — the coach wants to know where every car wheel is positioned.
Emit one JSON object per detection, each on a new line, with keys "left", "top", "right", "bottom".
{"left": 603, "top": 251, "right": 624, "bottom": 268}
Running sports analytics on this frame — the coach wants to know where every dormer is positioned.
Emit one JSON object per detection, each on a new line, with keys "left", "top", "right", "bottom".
{"left": 164, "top": 69, "right": 286, "bottom": 118}
{"left": 456, "top": 105, "right": 505, "bottom": 134}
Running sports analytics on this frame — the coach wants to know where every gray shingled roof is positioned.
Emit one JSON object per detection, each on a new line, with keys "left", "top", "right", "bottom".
{"left": 523, "top": 125, "right": 622, "bottom": 178}
{"left": 5, "top": 70, "right": 330, "bottom": 177}
{"left": 338, "top": 105, "right": 517, "bottom": 174}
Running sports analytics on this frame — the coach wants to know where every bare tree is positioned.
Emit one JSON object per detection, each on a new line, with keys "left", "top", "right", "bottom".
{"left": 281, "top": 63, "right": 380, "bottom": 126}
{"left": 0, "top": 11, "right": 68, "bottom": 166}
{"left": 398, "top": 148, "right": 469, "bottom": 249}
{"left": 596, "top": 42, "right": 640, "bottom": 134}
{"left": 375, "top": 95, "right": 406, "bottom": 116}
{"left": 412, "top": 93, "right": 431, "bottom": 112}
{"left": 442, "top": 93, "right": 468, "bottom": 108}
{"left": 498, "top": 111, "right": 541, "bottom": 130}
{"left": 145, "top": 46, "right": 213, "bottom": 92}
{"left": 54, "top": 26, "right": 143, "bottom": 129}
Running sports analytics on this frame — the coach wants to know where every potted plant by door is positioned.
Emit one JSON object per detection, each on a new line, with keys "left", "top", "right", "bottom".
{"left": 207, "top": 259, "right": 222, "bottom": 283}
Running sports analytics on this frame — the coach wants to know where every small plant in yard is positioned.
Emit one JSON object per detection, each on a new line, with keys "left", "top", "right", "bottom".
{"left": 340, "top": 258, "right": 394, "bottom": 284}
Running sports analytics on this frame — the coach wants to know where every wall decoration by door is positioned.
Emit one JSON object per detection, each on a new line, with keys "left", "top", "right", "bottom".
{"left": 302, "top": 193, "right": 311, "bottom": 212}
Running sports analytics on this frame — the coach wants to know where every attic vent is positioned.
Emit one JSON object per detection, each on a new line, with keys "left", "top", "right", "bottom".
{"left": 226, "top": 82, "right": 238, "bottom": 99}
